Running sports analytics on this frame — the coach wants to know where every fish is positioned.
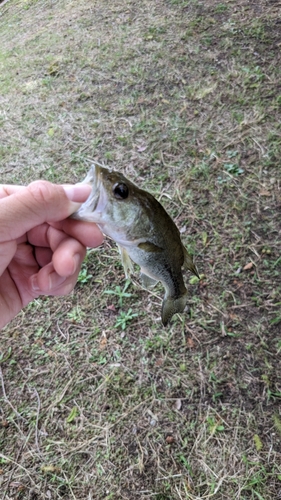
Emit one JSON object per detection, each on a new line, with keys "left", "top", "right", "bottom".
{"left": 71, "top": 164, "right": 199, "bottom": 326}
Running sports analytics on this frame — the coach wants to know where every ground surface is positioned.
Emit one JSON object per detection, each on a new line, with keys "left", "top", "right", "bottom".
{"left": 0, "top": 0, "right": 281, "bottom": 499}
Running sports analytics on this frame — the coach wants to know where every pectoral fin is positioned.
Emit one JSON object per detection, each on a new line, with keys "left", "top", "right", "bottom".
{"left": 161, "top": 289, "right": 189, "bottom": 326}
{"left": 138, "top": 241, "right": 163, "bottom": 253}
{"left": 183, "top": 247, "right": 200, "bottom": 279}
{"left": 117, "top": 244, "right": 134, "bottom": 279}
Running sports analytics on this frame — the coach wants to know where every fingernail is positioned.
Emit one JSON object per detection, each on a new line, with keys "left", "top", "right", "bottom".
{"left": 30, "top": 275, "right": 40, "bottom": 292}
{"left": 63, "top": 184, "right": 91, "bottom": 203}
{"left": 72, "top": 253, "right": 81, "bottom": 274}
{"left": 49, "top": 273, "right": 67, "bottom": 291}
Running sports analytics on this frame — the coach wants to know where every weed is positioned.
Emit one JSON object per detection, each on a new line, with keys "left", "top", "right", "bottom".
{"left": 104, "top": 280, "right": 134, "bottom": 307}
{"left": 215, "top": 3, "right": 228, "bottom": 13}
{"left": 207, "top": 417, "right": 225, "bottom": 434}
{"left": 67, "top": 305, "right": 85, "bottom": 322}
{"left": 0, "top": 347, "right": 12, "bottom": 364}
{"left": 114, "top": 308, "right": 138, "bottom": 330}
{"left": 77, "top": 265, "right": 93, "bottom": 284}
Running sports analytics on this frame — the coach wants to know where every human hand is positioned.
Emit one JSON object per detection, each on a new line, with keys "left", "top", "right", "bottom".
{"left": 0, "top": 180, "right": 104, "bottom": 330}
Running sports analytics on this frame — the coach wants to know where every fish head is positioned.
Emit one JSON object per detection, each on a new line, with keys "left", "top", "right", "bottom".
{"left": 71, "top": 164, "right": 146, "bottom": 242}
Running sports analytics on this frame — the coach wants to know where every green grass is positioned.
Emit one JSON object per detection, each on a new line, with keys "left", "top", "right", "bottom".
{"left": 1, "top": 0, "right": 281, "bottom": 498}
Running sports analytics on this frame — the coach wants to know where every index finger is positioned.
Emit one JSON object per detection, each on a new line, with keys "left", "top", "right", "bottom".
{"left": 50, "top": 218, "right": 104, "bottom": 248}
{"left": 0, "top": 181, "right": 90, "bottom": 243}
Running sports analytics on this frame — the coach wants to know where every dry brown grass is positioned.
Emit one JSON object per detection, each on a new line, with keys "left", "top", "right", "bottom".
{"left": 0, "top": 0, "right": 281, "bottom": 498}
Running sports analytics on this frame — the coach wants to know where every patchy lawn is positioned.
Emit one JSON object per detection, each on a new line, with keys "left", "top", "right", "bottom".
{"left": 0, "top": 0, "right": 281, "bottom": 498}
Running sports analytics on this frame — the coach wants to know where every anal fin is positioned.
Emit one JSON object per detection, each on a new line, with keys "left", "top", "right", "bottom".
{"left": 140, "top": 272, "right": 158, "bottom": 289}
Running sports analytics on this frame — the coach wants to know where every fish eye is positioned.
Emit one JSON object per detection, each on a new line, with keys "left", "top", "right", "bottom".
{"left": 113, "top": 182, "right": 129, "bottom": 200}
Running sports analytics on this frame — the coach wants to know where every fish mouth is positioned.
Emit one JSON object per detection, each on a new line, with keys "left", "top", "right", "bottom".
{"left": 71, "top": 164, "right": 102, "bottom": 221}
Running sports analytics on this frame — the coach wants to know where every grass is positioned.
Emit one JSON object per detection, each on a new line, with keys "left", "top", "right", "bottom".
{"left": 0, "top": 0, "right": 281, "bottom": 498}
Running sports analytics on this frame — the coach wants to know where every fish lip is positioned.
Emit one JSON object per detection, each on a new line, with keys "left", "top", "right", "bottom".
{"left": 72, "top": 163, "right": 101, "bottom": 220}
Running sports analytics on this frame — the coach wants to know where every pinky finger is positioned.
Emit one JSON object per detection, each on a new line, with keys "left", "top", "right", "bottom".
{"left": 29, "top": 261, "right": 82, "bottom": 297}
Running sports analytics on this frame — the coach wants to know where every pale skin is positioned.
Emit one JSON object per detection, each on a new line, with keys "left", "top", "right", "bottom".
{"left": 0, "top": 180, "right": 104, "bottom": 330}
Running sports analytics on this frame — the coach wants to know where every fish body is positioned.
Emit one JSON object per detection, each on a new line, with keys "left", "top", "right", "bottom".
{"left": 72, "top": 164, "right": 199, "bottom": 326}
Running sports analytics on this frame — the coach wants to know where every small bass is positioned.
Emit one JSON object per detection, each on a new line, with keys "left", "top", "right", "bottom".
{"left": 72, "top": 164, "right": 199, "bottom": 326}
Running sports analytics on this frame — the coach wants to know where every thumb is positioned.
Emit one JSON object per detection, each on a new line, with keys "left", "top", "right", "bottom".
{"left": 0, "top": 181, "right": 91, "bottom": 242}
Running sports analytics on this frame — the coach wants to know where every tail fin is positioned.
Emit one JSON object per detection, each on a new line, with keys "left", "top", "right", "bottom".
{"left": 161, "top": 290, "right": 189, "bottom": 326}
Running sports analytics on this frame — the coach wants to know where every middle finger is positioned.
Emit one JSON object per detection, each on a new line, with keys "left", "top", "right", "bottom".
{"left": 27, "top": 224, "right": 67, "bottom": 251}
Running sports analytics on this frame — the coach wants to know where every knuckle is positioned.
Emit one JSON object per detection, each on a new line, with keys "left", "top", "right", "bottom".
{"left": 28, "top": 180, "right": 56, "bottom": 207}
